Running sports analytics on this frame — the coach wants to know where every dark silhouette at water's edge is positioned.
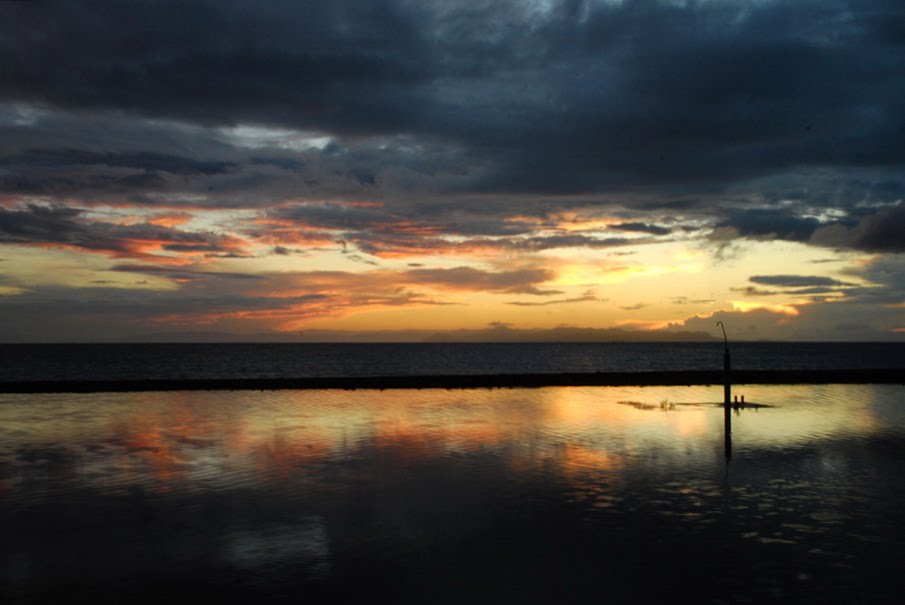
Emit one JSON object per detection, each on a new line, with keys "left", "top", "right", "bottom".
{"left": 2, "top": 368, "right": 902, "bottom": 393}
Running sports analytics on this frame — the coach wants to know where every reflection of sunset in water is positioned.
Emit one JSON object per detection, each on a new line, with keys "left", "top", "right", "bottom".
{"left": 555, "top": 441, "right": 621, "bottom": 477}
{"left": 2, "top": 384, "right": 904, "bottom": 603}
{"left": 0, "top": 384, "right": 897, "bottom": 497}
{"left": 117, "top": 415, "right": 186, "bottom": 489}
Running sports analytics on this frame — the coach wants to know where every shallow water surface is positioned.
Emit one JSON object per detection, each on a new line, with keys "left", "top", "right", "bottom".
{"left": 1, "top": 385, "right": 904, "bottom": 603}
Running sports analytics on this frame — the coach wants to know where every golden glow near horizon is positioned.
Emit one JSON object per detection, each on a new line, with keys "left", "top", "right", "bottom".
{"left": 0, "top": 198, "right": 897, "bottom": 341}
{"left": 2, "top": 1, "right": 904, "bottom": 345}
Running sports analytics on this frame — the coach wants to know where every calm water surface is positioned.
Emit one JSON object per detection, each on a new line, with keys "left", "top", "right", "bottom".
{"left": 2, "top": 385, "right": 904, "bottom": 603}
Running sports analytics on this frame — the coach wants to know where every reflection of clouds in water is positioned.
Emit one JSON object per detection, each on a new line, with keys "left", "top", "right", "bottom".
{"left": 2, "top": 385, "right": 901, "bottom": 499}
{"left": 726, "top": 384, "right": 890, "bottom": 447}
{"left": 1, "top": 385, "right": 904, "bottom": 602}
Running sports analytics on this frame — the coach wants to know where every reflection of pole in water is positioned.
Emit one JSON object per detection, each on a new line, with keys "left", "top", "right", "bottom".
{"left": 717, "top": 321, "right": 732, "bottom": 473}
{"left": 717, "top": 321, "right": 730, "bottom": 406}
{"left": 724, "top": 399, "right": 732, "bottom": 463}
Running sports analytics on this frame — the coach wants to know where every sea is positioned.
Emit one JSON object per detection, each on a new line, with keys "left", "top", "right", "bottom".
{"left": 1, "top": 341, "right": 904, "bottom": 382}
{"left": 2, "top": 342, "right": 904, "bottom": 602}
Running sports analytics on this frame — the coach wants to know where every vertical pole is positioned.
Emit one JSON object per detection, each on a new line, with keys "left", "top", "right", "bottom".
{"left": 717, "top": 321, "right": 730, "bottom": 406}
{"left": 724, "top": 398, "right": 732, "bottom": 462}
{"left": 723, "top": 347, "right": 731, "bottom": 406}
{"left": 717, "top": 321, "right": 732, "bottom": 466}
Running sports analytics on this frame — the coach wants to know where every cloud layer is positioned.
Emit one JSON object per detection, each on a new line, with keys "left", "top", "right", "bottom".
{"left": 1, "top": 0, "right": 903, "bottom": 340}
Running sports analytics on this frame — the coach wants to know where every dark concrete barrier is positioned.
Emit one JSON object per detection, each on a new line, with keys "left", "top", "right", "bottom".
{"left": 0, "top": 369, "right": 902, "bottom": 393}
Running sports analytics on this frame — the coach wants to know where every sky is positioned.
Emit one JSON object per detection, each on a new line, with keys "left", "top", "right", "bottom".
{"left": 1, "top": 0, "right": 903, "bottom": 342}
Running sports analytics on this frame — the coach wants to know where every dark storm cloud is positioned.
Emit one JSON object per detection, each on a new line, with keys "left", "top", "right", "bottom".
{"left": 848, "top": 203, "right": 905, "bottom": 252}
{"left": 517, "top": 235, "right": 636, "bottom": 251}
{"left": 0, "top": 0, "right": 429, "bottom": 132}
{"left": 270, "top": 204, "right": 395, "bottom": 232}
{"left": 249, "top": 156, "right": 305, "bottom": 170}
{"left": 730, "top": 286, "right": 778, "bottom": 297}
{"left": 438, "top": 0, "right": 905, "bottom": 193}
{"left": 439, "top": 220, "right": 539, "bottom": 237}
{"left": 608, "top": 222, "right": 671, "bottom": 236}
{"left": 7, "top": 149, "right": 237, "bottom": 175}
{"left": 717, "top": 209, "right": 823, "bottom": 242}
{"left": 0, "top": 110, "right": 244, "bottom": 199}
{"left": 713, "top": 197, "right": 905, "bottom": 254}
{"left": 0, "top": 204, "right": 82, "bottom": 240}
{"left": 749, "top": 275, "right": 849, "bottom": 288}
{"left": 341, "top": 231, "right": 640, "bottom": 257}
{"left": 0, "top": 285, "right": 333, "bottom": 339}
{"left": 841, "top": 255, "right": 905, "bottom": 305}
{"left": 0, "top": 204, "right": 244, "bottom": 258}
{"left": 258, "top": 204, "right": 646, "bottom": 256}
{"left": 730, "top": 284, "right": 853, "bottom": 297}
{"left": 0, "top": 104, "right": 475, "bottom": 210}
{"left": 270, "top": 245, "right": 306, "bottom": 256}
{"left": 807, "top": 202, "right": 905, "bottom": 253}
{"left": 2, "top": 0, "right": 904, "bottom": 199}
{"left": 0, "top": 170, "right": 168, "bottom": 196}
{"left": 110, "top": 264, "right": 263, "bottom": 281}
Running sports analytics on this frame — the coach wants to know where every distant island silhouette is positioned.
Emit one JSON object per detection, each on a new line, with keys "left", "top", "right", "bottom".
{"left": 423, "top": 326, "right": 716, "bottom": 343}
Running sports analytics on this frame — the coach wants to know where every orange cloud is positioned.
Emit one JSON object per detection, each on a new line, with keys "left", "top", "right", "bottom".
{"left": 142, "top": 265, "right": 559, "bottom": 330}
{"left": 731, "top": 301, "right": 800, "bottom": 316}
{"left": 247, "top": 266, "right": 558, "bottom": 299}
{"left": 147, "top": 212, "right": 194, "bottom": 227}
{"left": 37, "top": 241, "right": 195, "bottom": 266}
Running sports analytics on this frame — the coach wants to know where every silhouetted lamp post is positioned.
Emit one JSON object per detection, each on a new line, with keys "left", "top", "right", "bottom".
{"left": 717, "top": 321, "right": 732, "bottom": 464}
{"left": 717, "top": 321, "right": 730, "bottom": 406}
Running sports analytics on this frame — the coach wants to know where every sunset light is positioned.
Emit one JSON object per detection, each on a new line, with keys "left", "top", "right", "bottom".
{"left": 1, "top": 3, "right": 904, "bottom": 602}
{"left": 0, "top": 0, "right": 902, "bottom": 345}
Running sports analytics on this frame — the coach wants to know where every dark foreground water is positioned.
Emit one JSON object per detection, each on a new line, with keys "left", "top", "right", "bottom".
{"left": 2, "top": 384, "right": 904, "bottom": 603}
{"left": 1, "top": 342, "right": 904, "bottom": 381}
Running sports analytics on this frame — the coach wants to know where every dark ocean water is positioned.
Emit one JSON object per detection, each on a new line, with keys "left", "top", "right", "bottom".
{"left": 2, "top": 384, "right": 904, "bottom": 603}
{"left": 0, "top": 341, "right": 903, "bottom": 382}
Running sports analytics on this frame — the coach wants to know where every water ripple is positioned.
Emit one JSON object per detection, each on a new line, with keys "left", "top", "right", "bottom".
{"left": 2, "top": 384, "right": 904, "bottom": 602}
